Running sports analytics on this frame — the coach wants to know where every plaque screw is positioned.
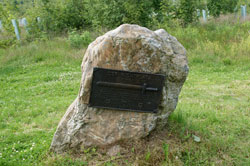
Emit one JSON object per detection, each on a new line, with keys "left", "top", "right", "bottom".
{"left": 142, "top": 83, "right": 147, "bottom": 94}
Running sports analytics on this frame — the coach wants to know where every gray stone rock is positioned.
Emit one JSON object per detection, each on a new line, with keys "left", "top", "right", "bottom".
{"left": 107, "top": 145, "right": 121, "bottom": 156}
{"left": 50, "top": 24, "right": 188, "bottom": 153}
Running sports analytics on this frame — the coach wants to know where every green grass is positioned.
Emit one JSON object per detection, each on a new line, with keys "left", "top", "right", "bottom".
{"left": 0, "top": 22, "right": 250, "bottom": 165}
{"left": 0, "top": 39, "right": 84, "bottom": 166}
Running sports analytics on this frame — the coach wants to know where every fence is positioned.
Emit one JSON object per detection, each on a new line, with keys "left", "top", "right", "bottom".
{"left": 0, "top": 6, "right": 248, "bottom": 40}
{"left": 202, "top": 10, "right": 207, "bottom": 22}
{"left": 0, "top": 17, "right": 35, "bottom": 40}
{"left": 198, "top": 5, "right": 247, "bottom": 22}
{"left": 241, "top": 5, "right": 247, "bottom": 19}
{"left": 11, "top": 19, "right": 20, "bottom": 40}
{"left": 0, "top": 20, "right": 2, "bottom": 30}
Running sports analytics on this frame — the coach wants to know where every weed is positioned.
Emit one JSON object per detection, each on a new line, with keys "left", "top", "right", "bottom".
{"left": 68, "top": 30, "right": 93, "bottom": 49}
{"left": 145, "top": 151, "right": 151, "bottom": 161}
{"left": 163, "top": 143, "right": 169, "bottom": 161}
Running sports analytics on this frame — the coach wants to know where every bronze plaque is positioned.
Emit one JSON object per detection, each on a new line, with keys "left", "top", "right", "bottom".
{"left": 89, "top": 67, "right": 165, "bottom": 113}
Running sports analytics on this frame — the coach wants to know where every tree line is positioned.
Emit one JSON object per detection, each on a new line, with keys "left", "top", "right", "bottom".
{"left": 0, "top": 0, "right": 249, "bottom": 34}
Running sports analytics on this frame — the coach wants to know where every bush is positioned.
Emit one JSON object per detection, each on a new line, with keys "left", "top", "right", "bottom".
{"left": 207, "top": 0, "right": 238, "bottom": 17}
{"left": 68, "top": 30, "right": 92, "bottom": 48}
{"left": 0, "top": 2, "right": 17, "bottom": 36}
{"left": 159, "top": 0, "right": 199, "bottom": 27}
{"left": 0, "top": 2, "right": 19, "bottom": 48}
{"left": 2, "top": 0, "right": 247, "bottom": 43}
{"left": 0, "top": 38, "right": 16, "bottom": 49}
{"left": 25, "top": 0, "right": 88, "bottom": 33}
{"left": 84, "top": 0, "right": 157, "bottom": 29}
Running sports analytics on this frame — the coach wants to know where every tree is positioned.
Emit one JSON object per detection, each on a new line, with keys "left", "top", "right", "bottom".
{"left": 160, "top": 0, "right": 200, "bottom": 27}
{"left": 208, "top": 0, "right": 238, "bottom": 17}
{"left": 84, "top": 0, "right": 156, "bottom": 28}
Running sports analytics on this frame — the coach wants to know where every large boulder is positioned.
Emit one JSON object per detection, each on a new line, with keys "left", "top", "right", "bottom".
{"left": 50, "top": 24, "right": 189, "bottom": 153}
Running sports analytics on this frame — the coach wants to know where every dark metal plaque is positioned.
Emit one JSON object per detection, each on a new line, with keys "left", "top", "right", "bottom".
{"left": 89, "top": 67, "right": 165, "bottom": 113}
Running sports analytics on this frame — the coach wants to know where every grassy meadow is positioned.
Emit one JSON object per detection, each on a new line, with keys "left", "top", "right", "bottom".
{"left": 0, "top": 21, "right": 250, "bottom": 165}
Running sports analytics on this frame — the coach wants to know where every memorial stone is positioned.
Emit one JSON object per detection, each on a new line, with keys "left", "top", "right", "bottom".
{"left": 50, "top": 24, "right": 189, "bottom": 153}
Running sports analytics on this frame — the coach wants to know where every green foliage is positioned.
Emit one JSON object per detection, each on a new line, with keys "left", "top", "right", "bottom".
{"left": 122, "top": 0, "right": 154, "bottom": 27}
{"left": 145, "top": 151, "right": 151, "bottom": 161}
{"left": 238, "top": 0, "right": 250, "bottom": 6}
{"left": 160, "top": 0, "right": 178, "bottom": 21}
{"left": 68, "top": 30, "right": 92, "bottom": 48}
{"left": 2, "top": 0, "right": 248, "bottom": 39}
{"left": 208, "top": 0, "right": 238, "bottom": 17}
{"left": 25, "top": 0, "right": 88, "bottom": 33}
{"left": 0, "top": 38, "right": 16, "bottom": 49}
{"left": 0, "top": 2, "right": 20, "bottom": 48}
{"left": 207, "top": 0, "right": 223, "bottom": 17}
{"left": 162, "top": 143, "right": 169, "bottom": 161}
{"left": 84, "top": 0, "right": 156, "bottom": 29}
{"left": 178, "top": 0, "right": 199, "bottom": 26}
{"left": 0, "top": 2, "right": 16, "bottom": 35}
{"left": 160, "top": 0, "right": 199, "bottom": 27}
{"left": 84, "top": 0, "right": 124, "bottom": 29}
{"left": 104, "top": 162, "right": 113, "bottom": 166}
